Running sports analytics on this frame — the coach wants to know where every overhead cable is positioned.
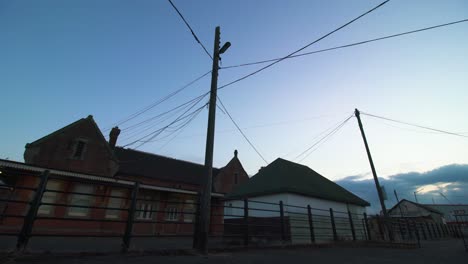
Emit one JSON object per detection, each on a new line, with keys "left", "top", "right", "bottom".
{"left": 221, "top": 18, "right": 468, "bottom": 69}
{"left": 361, "top": 112, "right": 468, "bottom": 139}
{"left": 167, "top": 0, "right": 213, "bottom": 60}
{"left": 105, "top": 70, "right": 211, "bottom": 131}
{"left": 295, "top": 114, "right": 354, "bottom": 162}
{"left": 217, "top": 0, "right": 390, "bottom": 91}
{"left": 217, "top": 96, "right": 269, "bottom": 164}
{"left": 123, "top": 93, "right": 208, "bottom": 148}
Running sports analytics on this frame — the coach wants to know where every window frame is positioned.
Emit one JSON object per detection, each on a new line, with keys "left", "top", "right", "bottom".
{"left": 38, "top": 179, "right": 64, "bottom": 216}
{"left": 183, "top": 199, "right": 195, "bottom": 223}
{"left": 136, "top": 192, "right": 159, "bottom": 221}
{"left": 105, "top": 189, "right": 126, "bottom": 219}
{"left": 234, "top": 172, "right": 239, "bottom": 185}
{"left": 67, "top": 183, "right": 95, "bottom": 217}
{"left": 71, "top": 138, "right": 88, "bottom": 160}
{"left": 166, "top": 206, "right": 179, "bottom": 221}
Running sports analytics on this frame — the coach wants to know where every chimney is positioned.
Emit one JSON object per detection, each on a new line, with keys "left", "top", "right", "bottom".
{"left": 109, "top": 127, "right": 121, "bottom": 149}
{"left": 234, "top": 149, "right": 238, "bottom": 158}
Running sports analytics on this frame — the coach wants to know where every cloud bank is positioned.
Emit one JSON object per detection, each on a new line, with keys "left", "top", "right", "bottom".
{"left": 335, "top": 164, "right": 468, "bottom": 214}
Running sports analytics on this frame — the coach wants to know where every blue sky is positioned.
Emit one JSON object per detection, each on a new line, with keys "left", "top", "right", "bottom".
{"left": 1, "top": 1, "right": 468, "bottom": 206}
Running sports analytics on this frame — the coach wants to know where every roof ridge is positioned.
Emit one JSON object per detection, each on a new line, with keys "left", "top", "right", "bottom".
{"left": 26, "top": 115, "right": 118, "bottom": 163}
{"left": 26, "top": 117, "right": 87, "bottom": 147}
{"left": 227, "top": 158, "right": 370, "bottom": 206}
{"left": 115, "top": 147, "right": 219, "bottom": 169}
{"left": 393, "top": 199, "right": 443, "bottom": 215}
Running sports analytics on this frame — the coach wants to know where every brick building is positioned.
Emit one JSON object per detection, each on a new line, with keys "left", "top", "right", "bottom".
{"left": 0, "top": 115, "right": 249, "bottom": 237}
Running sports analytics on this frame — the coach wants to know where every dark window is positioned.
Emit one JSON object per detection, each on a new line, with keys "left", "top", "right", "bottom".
{"left": 73, "top": 140, "right": 86, "bottom": 158}
{"left": 234, "top": 172, "right": 238, "bottom": 184}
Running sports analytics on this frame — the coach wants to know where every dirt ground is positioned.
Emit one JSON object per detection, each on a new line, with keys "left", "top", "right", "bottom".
{"left": 3, "top": 239, "right": 466, "bottom": 264}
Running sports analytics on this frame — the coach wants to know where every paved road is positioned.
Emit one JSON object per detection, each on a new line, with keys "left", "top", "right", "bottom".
{"left": 6, "top": 239, "right": 466, "bottom": 264}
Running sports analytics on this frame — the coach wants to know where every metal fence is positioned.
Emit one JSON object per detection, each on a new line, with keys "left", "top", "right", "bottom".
{"left": 0, "top": 170, "right": 465, "bottom": 253}
{"left": 453, "top": 214, "right": 468, "bottom": 251}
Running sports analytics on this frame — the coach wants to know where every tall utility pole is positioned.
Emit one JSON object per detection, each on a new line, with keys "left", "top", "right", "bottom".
{"left": 354, "top": 109, "right": 388, "bottom": 217}
{"left": 197, "top": 26, "right": 230, "bottom": 253}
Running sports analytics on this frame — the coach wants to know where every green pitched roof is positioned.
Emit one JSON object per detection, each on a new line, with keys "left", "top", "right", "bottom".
{"left": 226, "top": 158, "right": 370, "bottom": 206}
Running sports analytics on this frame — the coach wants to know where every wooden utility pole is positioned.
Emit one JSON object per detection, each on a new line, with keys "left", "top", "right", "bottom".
{"left": 197, "top": 26, "right": 230, "bottom": 253}
{"left": 393, "top": 189, "right": 404, "bottom": 217}
{"left": 354, "top": 109, "right": 388, "bottom": 217}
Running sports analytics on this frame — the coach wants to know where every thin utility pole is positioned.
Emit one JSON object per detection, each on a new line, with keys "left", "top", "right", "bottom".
{"left": 394, "top": 189, "right": 404, "bottom": 217}
{"left": 354, "top": 109, "right": 388, "bottom": 217}
{"left": 414, "top": 191, "right": 419, "bottom": 203}
{"left": 197, "top": 26, "right": 230, "bottom": 253}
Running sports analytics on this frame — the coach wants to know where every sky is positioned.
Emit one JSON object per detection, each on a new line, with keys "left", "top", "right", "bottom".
{"left": 1, "top": 1, "right": 467, "bottom": 209}
{"left": 336, "top": 163, "right": 468, "bottom": 213}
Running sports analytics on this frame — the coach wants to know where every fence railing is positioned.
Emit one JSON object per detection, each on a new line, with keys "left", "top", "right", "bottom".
{"left": 454, "top": 214, "right": 468, "bottom": 251}
{"left": 0, "top": 170, "right": 465, "bottom": 252}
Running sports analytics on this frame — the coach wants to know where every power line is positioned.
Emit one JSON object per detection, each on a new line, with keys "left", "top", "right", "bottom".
{"left": 282, "top": 116, "right": 351, "bottom": 159}
{"left": 133, "top": 114, "right": 342, "bottom": 142}
{"left": 366, "top": 118, "right": 440, "bottom": 135}
{"left": 361, "top": 112, "right": 468, "bottom": 139}
{"left": 294, "top": 115, "right": 353, "bottom": 161}
{"left": 123, "top": 93, "right": 208, "bottom": 149}
{"left": 132, "top": 102, "right": 207, "bottom": 149}
{"left": 105, "top": 70, "right": 211, "bottom": 131}
{"left": 167, "top": 0, "right": 213, "bottom": 60}
{"left": 217, "top": 96, "right": 268, "bottom": 164}
{"left": 158, "top": 119, "right": 195, "bottom": 151}
{"left": 117, "top": 92, "right": 210, "bottom": 144}
{"left": 298, "top": 116, "right": 353, "bottom": 163}
{"left": 119, "top": 98, "right": 203, "bottom": 144}
{"left": 295, "top": 115, "right": 354, "bottom": 162}
{"left": 439, "top": 192, "right": 453, "bottom": 204}
{"left": 136, "top": 105, "right": 205, "bottom": 144}
{"left": 217, "top": 0, "right": 390, "bottom": 91}
{"left": 121, "top": 92, "right": 209, "bottom": 133}
{"left": 221, "top": 18, "right": 468, "bottom": 69}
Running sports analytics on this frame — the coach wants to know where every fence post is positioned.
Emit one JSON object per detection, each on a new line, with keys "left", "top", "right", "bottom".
{"left": 450, "top": 225, "right": 457, "bottom": 237}
{"left": 456, "top": 224, "right": 462, "bottom": 238}
{"left": 122, "top": 182, "right": 139, "bottom": 253}
{"left": 398, "top": 219, "right": 405, "bottom": 240}
{"left": 405, "top": 219, "right": 413, "bottom": 240}
{"left": 243, "top": 199, "right": 249, "bottom": 246}
{"left": 384, "top": 217, "right": 395, "bottom": 242}
{"left": 431, "top": 223, "right": 438, "bottom": 239}
{"left": 329, "top": 208, "right": 337, "bottom": 241}
{"left": 307, "top": 205, "right": 315, "bottom": 243}
{"left": 192, "top": 193, "right": 201, "bottom": 249}
{"left": 376, "top": 215, "right": 385, "bottom": 240}
{"left": 412, "top": 221, "right": 421, "bottom": 248}
{"left": 348, "top": 210, "right": 356, "bottom": 241}
{"left": 279, "top": 201, "right": 286, "bottom": 242}
{"left": 425, "top": 222, "right": 433, "bottom": 239}
{"left": 363, "top": 213, "right": 371, "bottom": 240}
{"left": 435, "top": 223, "right": 442, "bottom": 238}
{"left": 16, "top": 170, "right": 50, "bottom": 250}
{"left": 419, "top": 223, "right": 427, "bottom": 240}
